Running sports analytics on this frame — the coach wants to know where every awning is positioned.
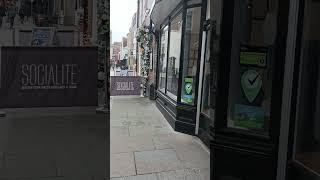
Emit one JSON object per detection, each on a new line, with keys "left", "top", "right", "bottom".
{"left": 150, "top": 0, "right": 183, "bottom": 30}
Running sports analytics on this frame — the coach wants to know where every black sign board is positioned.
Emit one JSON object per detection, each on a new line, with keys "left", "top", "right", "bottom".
{"left": 0, "top": 47, "right": 98, "bottom": 108}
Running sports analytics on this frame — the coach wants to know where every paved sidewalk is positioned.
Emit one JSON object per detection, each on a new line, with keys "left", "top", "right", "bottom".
{"left": 110, "top": 96, "right": 210, "bottom": 180}
{"left": 0, "top": 107, "right": 108, "bottom": 179}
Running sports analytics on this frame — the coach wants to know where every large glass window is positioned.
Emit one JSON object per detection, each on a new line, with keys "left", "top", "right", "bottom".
{"left": 158, "top": 25, "right": 169, "bottom": 93}
{"left": 226, "top": 0, "right": 278, "bottom": 135}
{"left": 166, "top": 13, "right": 183, "bottom": 100}
{"left": 181, "top": 7, "right": 202, "bottom": 104}
{"left": 294, "top": 0, "right": 320, "bottom": 174}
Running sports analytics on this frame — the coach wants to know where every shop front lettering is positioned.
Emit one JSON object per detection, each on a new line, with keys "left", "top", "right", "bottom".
{"left": 21, "top": 64, "right": 79, "bottom": 89}
{"left": 116, "top": 82, "right": 134, "bottom": 91}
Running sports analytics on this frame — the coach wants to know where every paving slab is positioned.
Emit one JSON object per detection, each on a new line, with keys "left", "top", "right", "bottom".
{"left": 157, "top": 168, "right": 210, "bottom": 180}
{"left": 134, "top": 149, "right": 184, "bottom": 174}
{"left": 110, "top": 153, "right": 136, "bottom": 178}
{"left": 110, "top": 173, "right": 157, "bottom": 180}
{"left": 111, "top": 135, "right": 155, "bottom": 154}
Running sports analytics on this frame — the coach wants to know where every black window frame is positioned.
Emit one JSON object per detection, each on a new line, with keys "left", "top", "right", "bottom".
{"left": 214, "top": 0, "right": 290, "bottom": 142}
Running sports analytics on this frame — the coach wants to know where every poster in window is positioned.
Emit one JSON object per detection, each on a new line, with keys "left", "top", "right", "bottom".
{"left": 182, "top": 77, "right": 193, "bottom": 103}
{"left": 233, "top": 104, "right": 265, "bottom": 130}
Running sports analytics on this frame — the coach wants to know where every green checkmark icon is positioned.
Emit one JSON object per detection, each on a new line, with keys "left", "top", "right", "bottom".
{"left": 241, "top": 70, "right": 262, "bottom": 103}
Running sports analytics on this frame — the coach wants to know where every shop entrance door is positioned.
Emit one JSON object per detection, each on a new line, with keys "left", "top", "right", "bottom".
{"left": 211, "top": 0, "right": 290, "bottom": 179}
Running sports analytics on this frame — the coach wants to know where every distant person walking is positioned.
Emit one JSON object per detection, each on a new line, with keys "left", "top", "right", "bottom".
{"left": 7, "top": 1, "right": 17, "bottom": 29}
{"left": 0, "top": 0, "right": 6, "bottom": 27}
{"left": 18, "top": 6, "right": 24, "bottom": 24}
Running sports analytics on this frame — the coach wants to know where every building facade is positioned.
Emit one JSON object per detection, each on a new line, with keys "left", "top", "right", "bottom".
{"left": 0, "top": 0, "right": 97, "bottom": 46}
{"left": 151, "top": 0, "right": 320, "bottom": 179}
{"left": 151, "top": 0, "right": 208, "bottom": 142}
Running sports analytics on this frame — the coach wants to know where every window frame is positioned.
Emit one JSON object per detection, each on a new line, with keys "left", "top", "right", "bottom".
{"left": 156, "top": 0, "right": 207, "bottom": 104}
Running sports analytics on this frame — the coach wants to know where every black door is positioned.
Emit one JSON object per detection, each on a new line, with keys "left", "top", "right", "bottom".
{"left": 211, "top": 0, "right": 290, "bottom": 179}
{"left": 287, "top": 0, "right": 320, "bottom": 179}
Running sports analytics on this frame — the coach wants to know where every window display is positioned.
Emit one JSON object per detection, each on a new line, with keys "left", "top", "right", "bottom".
{"left": 181, "top": 7, "right": 202, "bottom": 104}
{"left": 166, "top": 13, "right": 182, "bottom": 100}
{"left": 294, "top": 0, "right": 320, "bottom": 173}
{"left": 226, "top": 0, "right": 278, "bottom": 134}
{"left": 158, "top": 25, "right": 169, "bottom": 93}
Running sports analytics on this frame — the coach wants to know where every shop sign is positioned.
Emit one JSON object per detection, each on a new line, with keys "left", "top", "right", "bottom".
{"left": 233, "top": 104, "right": 265, "bottom": 130}
{"left": 110, "top": 76, "right": 141, "bottom": 96}
{"left": 31, "top": 27, "right": 54, "bottom": 46}
{"left": 0, "top": 47, "right": 97, "bottom": 108}
{"left": 182, "top": 77, "right": 193, "bottom": 103}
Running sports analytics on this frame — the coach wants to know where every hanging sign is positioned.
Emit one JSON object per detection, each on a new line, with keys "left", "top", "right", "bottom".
{"left": 182, "top": 77, "right": 193, "bottom": 103}
{"left": 241, "top": 69, "right": 262, "bottom": 103}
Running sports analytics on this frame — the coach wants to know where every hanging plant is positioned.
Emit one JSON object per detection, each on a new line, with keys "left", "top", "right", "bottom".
{"left": 136, "top": 26, "right": 153, "bottom": 77}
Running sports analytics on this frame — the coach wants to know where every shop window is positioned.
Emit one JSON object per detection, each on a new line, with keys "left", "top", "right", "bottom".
{"left": 294, "top": 0, "right": 320, "bottom": 174}
{"left": 201, "top": 30, "right": 211, "bottom": 116}
{"left": 166, "top": 13, "right": 183, "bottom": 100}
{"left": 226, "top": 0, "right": 278, "bottom": 135}
{"left": 181, "top": 7, "right": 202, "bottom": 104}
{"left": 158, "top": 25, "right": 169, "bottom": 93}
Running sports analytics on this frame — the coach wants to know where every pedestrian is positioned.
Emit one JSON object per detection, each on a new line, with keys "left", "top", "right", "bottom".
{"left": 0, "top": 0, "right": 6, "bottom": 27}
{"left": 7, "top": 1, "right": 17, "bottom": 29}
{"left": 18, "top": 6, "right": 24, "bottom": 24}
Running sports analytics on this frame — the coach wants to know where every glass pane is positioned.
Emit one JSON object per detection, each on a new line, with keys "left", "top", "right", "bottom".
{"left": 158, "top": 25, "right": 169, "bottom": 93}
{"left": 201, "top": 0, "right": 223, "bottom": 123}
{"left": 226, "top": 0, "right": 278, "bottom": 135}
{"left": 294, "top": 0, "right": 320, "bottom": 173}
{"left": 181, "top": 7, "right": 202, "bottom": 104}
{"left": 201, "top": 32, "right": 211, "bottom": 116}
{"left": 166, "top": 13, "right": 183, "bottom": 100}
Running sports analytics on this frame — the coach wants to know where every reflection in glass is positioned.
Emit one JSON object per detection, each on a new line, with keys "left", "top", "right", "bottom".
{"left": 201, "top": 31, "right": 211, "bottom": 116}
{"left": 158, "top": 25, "right": 169, "bottom": 93}
{"left": 181, "top": 7, "right": 202, "bottom": 104}
{"left": 294, "top": 0, "right": 320, "bottom": 174}
{"left": 166, "top": 13, "right": 182, "bottom": 100}
{"left": 226, "top": 0, "right": 278, "bottom": 134}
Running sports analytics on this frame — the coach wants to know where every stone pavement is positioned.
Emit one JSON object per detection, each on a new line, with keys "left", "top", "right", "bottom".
{"left": 110, "top": 96, "right": 210, "bottom": 180}
{"left": 0, "top": 107, "right": 108, "bottom": 179}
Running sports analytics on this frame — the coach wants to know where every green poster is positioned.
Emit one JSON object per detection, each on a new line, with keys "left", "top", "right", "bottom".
{"left": 233, "top": 104, "right": 265, "bottom": 130}
{"left": 182, "top": 77, "right": 193, "bottom": 103}
{"left": 240, "top": 51, "right": 267, "bottom": 67}
{"left": 241, "top": 70, "right": 262, "bottom": 103}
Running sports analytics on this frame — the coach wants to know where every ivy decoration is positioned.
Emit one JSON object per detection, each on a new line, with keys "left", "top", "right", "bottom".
{"left": 136, "top": 26, "right": 153, "bottom": 77}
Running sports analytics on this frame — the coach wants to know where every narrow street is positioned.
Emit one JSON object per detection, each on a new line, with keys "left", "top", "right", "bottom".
{"left": 110, "top": 96, "right": 210, "bottom": 180}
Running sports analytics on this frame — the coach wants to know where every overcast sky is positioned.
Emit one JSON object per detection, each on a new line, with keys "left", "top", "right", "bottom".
{"left": 110, "top": 0, "right": 137, "bottom": 43}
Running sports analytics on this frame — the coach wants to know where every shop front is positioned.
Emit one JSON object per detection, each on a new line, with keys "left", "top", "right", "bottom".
{"left": 208, "top": 0, "right": 320, "bottom": 179}
{"left": 151, "top": 0, "right": 208, "bottom": 140}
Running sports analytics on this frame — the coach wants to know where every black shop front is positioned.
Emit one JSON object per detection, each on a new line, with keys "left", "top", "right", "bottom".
{"left": 208, "top": 0, "right": 320, "bottom": 179}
